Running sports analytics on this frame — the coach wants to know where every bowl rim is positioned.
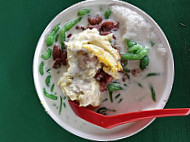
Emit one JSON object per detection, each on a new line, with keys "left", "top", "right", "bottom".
{"left": 33, "top": 0, "right": 174, "bottom": 141}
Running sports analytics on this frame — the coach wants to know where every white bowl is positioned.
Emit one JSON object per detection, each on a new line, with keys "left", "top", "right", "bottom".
{"left": 33, "top": 0, "right": 174, "bottom": 141}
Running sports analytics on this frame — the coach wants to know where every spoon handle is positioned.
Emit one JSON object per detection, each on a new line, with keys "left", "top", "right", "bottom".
{"left": 105, "top": 108, "right": 190, "bottom": 129}
{"left": 69, "top": 100, "right": 190, "bottom": 129}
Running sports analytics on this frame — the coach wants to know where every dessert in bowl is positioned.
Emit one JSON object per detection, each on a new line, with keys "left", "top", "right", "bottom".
{"left": 33, "top": 0, "right": 174, "bottom": 141}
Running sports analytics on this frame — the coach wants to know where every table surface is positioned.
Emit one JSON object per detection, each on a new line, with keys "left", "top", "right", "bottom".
{"left": 0, "top": 0, "right": 190, "bottom": 141}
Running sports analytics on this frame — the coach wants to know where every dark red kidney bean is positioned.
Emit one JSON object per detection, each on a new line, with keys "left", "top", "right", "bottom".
{"left": 53, "top": 45, "right": 62, "bottom": 60}
{"left": 61, "top": 51, "right": 67, "bottom": 65}
{"left": 75, "top": 25, "right": 86, "bottom": 30}
{"left": 95, "top": 69, "right": 113, "bottom": 91}
{"left": 100, "top": 75, "right": 113, "bottom": 91}
{"left": 100, "top": 82, "right": 106, "bottom": 91}
{"left": 81, "top": 26, "right": 86, "bottom": 30}
{"left": 62, "top": 60, "right": 67, "bottom": 65}
{"left": 95, "top": 69, "right": 104, "bottom": 81}
{"left": 100, "top": 31, "right": 111, "bottom": 35}
{"left": 131, "top": 69, "right": 137, "bottom": 76}
{"left": 67, "top": 33, "right": 72, "bottom": 38}
{"left": 87, "top": 25, "right": 101, "bottom": 32}
{"left": 130, "top": 69, "right": 141, "bottom": 76}
{"left": 53, "top": 58, "right": 62, "bottom": 69}
{"left": 88, "top": 16, "right": 103, "bottom": 25}
{"left": 113, "top": 34, "right": 116, "bottom": 40}
{"left": 113, "top": 22, "right": 120, "bottom": 31}
{"left": 101, "top": 21, "right": 114, "bottom": 31}
{"left": 122, "top": 76, "right": 126, "bottom": 82}
{"left": 75, "top": 25, "right": 80, "bottom": 29}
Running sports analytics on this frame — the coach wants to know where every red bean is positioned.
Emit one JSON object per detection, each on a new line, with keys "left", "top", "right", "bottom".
{"left": 101, "top": 21, "right": 114, "bottom": 31}
{"left": 88, "top": 16, "right": 103, "bottom": 25}
{"left": 67, "top": 33, "right": 72, "bottom": 38}
{"left": 52, "top": 45, "right": 61, "bottom": 60}
{"left": 99, "top": 82, "right": 106, "bottom": 91}
{"left": 100, "top": 31, "right": 111, "bottom": 35}
{"left": 75, "top": 25, "right": 86, "bottom": 30}
{"left": 87, "top": 25, "right": 101, "bottom": 32}
{"left": 113, "top": 22, "right": 120, "bottom": 31}
{"left": 61, "top": 51, "right": 67, "bottom": 65}
{"left": 75, "top": 25, "right": 80, "bottom": 29}
{"left": 81, "top": 26, "right": 86, "bottom": 30}
{"left": 113, "top": 34, "right": 116, "bottom": 40}
{"left": 131, "top": 69, "right": 141, "bottom": 76}
{"left": 53, "top": 58, "right": 62, "bottom": 69}
{"left": 95, "top": 69, "right": 113, "bottom": 91}
{"left": 99, "top": 75, "right": 112, "bottom": 91}
{"left": 122, "top": 76, "right": 126, "bottom": 82}
{"left": 95, "top": 69, "right": 104, "bottom": 81}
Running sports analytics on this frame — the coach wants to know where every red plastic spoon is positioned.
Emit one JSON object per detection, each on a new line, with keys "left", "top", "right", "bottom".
{"left": 69, "top": 100, "right": 190, "bottom": 129}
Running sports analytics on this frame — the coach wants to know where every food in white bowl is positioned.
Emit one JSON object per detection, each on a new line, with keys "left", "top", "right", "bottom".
{"left": 33, "top": 0, "right": 174, "bottom": 141}
{"left": 43, "top": 5, "right": 166, "bottom": 109}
